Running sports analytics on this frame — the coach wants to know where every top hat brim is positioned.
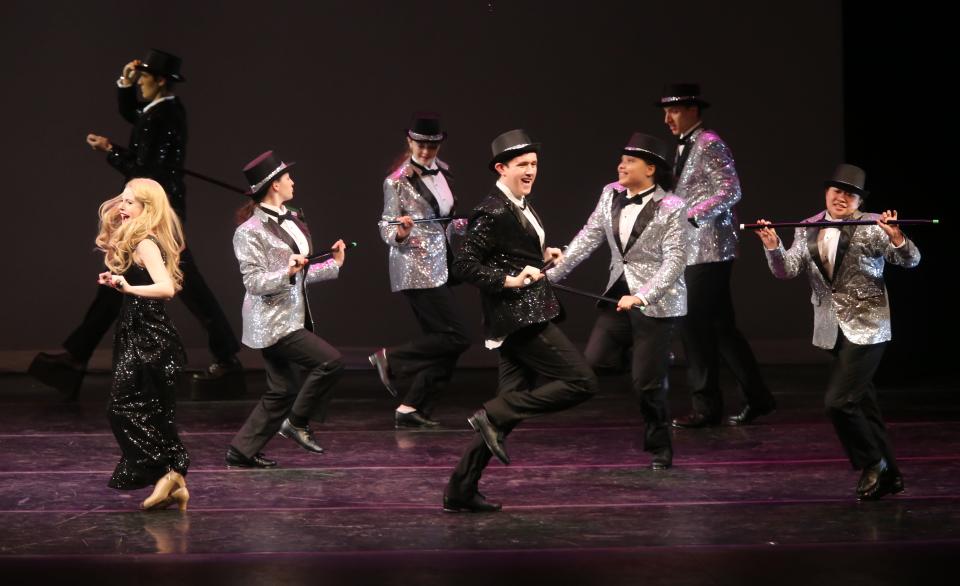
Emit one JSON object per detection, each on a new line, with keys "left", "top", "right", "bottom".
{"left": 824, "top": 180, "right": 868, "bottom": 197}
{"left": 245, "top": 162, "right": 297, "bottom": 196}
{"left": 655, "top": 97, "right": 709, "bottom": 109}
{"left": 622, "top": 148, "right": 672, "bottom": 170}
{"left": 488, "top": 143, "right": 541, "bottom": 172}
{"left": 406, "top": 129, "right": 447, "bottom": 143}
{"left": 134, "top": 63, "right": 185, "bottom": 82}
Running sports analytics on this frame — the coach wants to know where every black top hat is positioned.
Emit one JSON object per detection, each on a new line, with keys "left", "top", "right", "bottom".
{"left": 242, "top": 151, "right": 296, "bottom": 197}
{"left": 824, "top": 164, "right": 869, "bottom": 197}
{"left": 489, "top": 129, "right": 541, "bottom": 171}
{"left": 655, "top": 82, "right": 709, "bottom": 108}
{"left": 407, "top": 112, "right": 447, "bottom": 142}
{"left": 622, "top": 132, "right": 672, "bottom": 170}
{"left": 135, "top": 49, "right": 186, "bottom": 82}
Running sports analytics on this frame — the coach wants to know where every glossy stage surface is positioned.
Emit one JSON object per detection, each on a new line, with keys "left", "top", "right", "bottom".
{"left": 0, "top": 366, "right": 956, "bottom": 585}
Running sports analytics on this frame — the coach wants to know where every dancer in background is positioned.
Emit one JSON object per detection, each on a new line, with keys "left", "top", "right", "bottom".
{"left": 30, "top": 49, "right": 241, "bottom": 399}
{"left": 370, "top": 113, "right": 470, "bottom": 428}
{"left": 657, "top": 82, "right": 776, "bottom": 428}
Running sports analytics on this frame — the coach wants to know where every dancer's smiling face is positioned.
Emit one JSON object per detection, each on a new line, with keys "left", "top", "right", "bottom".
{"left": 118, "top": 189, "right": 144, "bottom": 223}
{"left": 825, "top": 186, "right": 861, "bottom": 219}
{"left": 496, "top": 152, "right": 538, "bottom": 198}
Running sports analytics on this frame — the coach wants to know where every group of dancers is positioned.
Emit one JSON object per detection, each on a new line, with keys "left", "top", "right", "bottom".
{"left": 31, "top": 49, "right": 920, "bottom": 513}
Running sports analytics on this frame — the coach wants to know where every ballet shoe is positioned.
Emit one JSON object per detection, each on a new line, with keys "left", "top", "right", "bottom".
{"left": 141, "top": 471, "right": 184, "bottom": 511}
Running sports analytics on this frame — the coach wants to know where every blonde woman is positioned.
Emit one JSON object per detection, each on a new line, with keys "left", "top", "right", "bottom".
{"left": 96, "top": 177, "right": 190, "bottom": 510}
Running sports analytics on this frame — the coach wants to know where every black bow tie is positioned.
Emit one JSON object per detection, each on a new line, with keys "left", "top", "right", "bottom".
{"left": 676, "top": 135, "right": 690, "bottom": 146}
{"left": 618, "top": 190, "right": 650, "bottom": 206}
{"left": 260, "top": 206, "right": 295, "bottom": 225}
{"left": 411, "top": 160, "right": 440, "bottom": 176}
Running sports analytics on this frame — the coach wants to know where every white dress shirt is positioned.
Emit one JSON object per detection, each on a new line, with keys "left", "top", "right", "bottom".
{"left": 261, "top": 203, "right": 309, "bottom": 255}
{"left": 414, "top": 158, "right": 454, "bottom": 217}
{"left": 619, "top": 185, "right": 656, "bottom": 247}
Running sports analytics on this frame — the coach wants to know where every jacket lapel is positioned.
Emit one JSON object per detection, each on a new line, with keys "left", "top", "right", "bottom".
{"left": 443, "top": 168, "right": 457, "bottom": 217}
{"left": 623, "top": 189, "right": 661, "bottom": 254}
{"left": 493, "top": 187, "right": 540, "bottom": 246}
{"left": 805, "top": 211, "right": 831, "bottom": 283}
{"left": 674, "top": 127, "right": 702, "bottom": 179}
{"left": 610, "top": 188, "right": 626, "bottom": 255}
{"left": 261, "top": 214, "right": 302, "bottom": 255}
{"left": 832, "top": 211, "right": 861, "bottom": 280}
{"left": 407, "top": 172, "right": 442, "bottom": 217}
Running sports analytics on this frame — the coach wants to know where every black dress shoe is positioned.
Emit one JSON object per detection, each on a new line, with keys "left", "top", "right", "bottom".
{"left": 225, "top": 446, "right": 278, "bottom": 468}
{"left": 727, "top": 401, "right": 777, "bottom": 426}
{"left": 367, "top": 349, "right": 398, "bottom": 397}
{"left": 395, "top": 410, "right": 440, "bottom": 429}
{"left": 194, "top": 356, "right": 243, "bottom": 380}
{"left": 651, "top": 448, "right": 673, "bottom": 470}
{"left": 28, "top": 351, "right": 86, "bottom": 399}
{"left": 467, "top": 409, "right": 510, "bottom": 465}
{"left": 278, "top": 419, "right": 325, "bottom": 453}
{"left": 672, "top": 412, "right": 721, "bottom": 429}
{"left": 857, "top": 459, "right": 897, "bottom": 500}
{"left": 442, "top": 491, "right": 502, "bottom": 513}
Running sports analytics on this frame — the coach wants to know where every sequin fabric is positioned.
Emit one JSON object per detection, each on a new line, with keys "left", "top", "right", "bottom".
{"left": 234, "top": 207, "right": 339, "bottom": 349}
{"left": 453, "top": 188, "right": 560, "bottom": 340}
{"left": 107, "top": 86, "right": 188, "bottom": 219}
{"left": 378, "top": 160, "right": 464, "bottom": 292}
{"left": 548, "top": 183, "right": 689, "bottom": 318}
{"left": 764, "top": 211, "right": 921, "bottom": 349}
{"left": 675, "top": 128, "right": 741, "bottom": 265}
{"left": 108, "top": 261, "right": 189, "bottom": 490}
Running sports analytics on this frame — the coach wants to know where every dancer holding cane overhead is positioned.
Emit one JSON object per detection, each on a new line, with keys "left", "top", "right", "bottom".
{"left": 370, "top": 113, "right": 471, "bottom": 428}
{"left": 225, "top": 151, "right": 348, "bottom": 469}
{"left": 548, "top": 133, "right": 688, "bottom": 470}
{"left": 753, "top": 164, "right": 920, "bottom": 500}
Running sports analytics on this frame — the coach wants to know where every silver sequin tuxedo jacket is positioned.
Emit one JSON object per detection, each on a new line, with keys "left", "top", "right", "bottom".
{"left": 548, "top": 184, "right": 689, "bottom": 318}
{"left": 676, "top": 127, "right": 742, "bottom": 265}
{"left": 233, "top": 207, "right": 340, "bottom": 349}
{"left": 378, "top": 159, "right": 464, "bottom": 292}
{"left": 764, "top": 211, "right": 920, "bottom": 349}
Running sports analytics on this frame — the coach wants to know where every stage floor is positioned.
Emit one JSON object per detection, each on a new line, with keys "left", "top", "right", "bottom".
{"left": 0, "top": 367, "right": 957, "bottom": 585}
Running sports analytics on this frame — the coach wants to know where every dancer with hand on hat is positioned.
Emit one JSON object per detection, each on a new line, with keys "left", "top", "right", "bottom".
{"left": 753, "top": 164, "right": 919, "bottom": 500}
{"left": 224, "top": 151, "right": 347, "bottom": 469}
{"left": 30, "top": 49, "right": 242, "bottom": 399}
{"left": 369, "top": 113, "right": 471, "bottom": 429}
{"left": 547, "top": 133, "right": 689, "bottom": 471}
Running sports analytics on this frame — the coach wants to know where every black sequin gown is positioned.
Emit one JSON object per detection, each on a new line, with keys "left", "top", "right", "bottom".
{"left": 107, "top": 260, "right": 189, "bottom": 489}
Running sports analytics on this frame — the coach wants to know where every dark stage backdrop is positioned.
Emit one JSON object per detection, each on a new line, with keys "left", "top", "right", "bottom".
{"left": 2, "top": 1, "right": 847, "bottom": 364}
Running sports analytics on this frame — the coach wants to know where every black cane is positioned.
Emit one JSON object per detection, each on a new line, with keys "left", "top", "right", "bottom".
{"left": 740, "top": 219, "right": 940, "bottom": 230}
{"left": 384, "top": 216, "right": 468, "bottom": 225}
{"left": 303, "top": 241, "right": 358, "bottom": 265}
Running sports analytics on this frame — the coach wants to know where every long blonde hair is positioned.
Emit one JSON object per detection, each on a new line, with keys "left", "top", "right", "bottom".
{"left": 96, "top": 178, "right": 186, "bottom": 290}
